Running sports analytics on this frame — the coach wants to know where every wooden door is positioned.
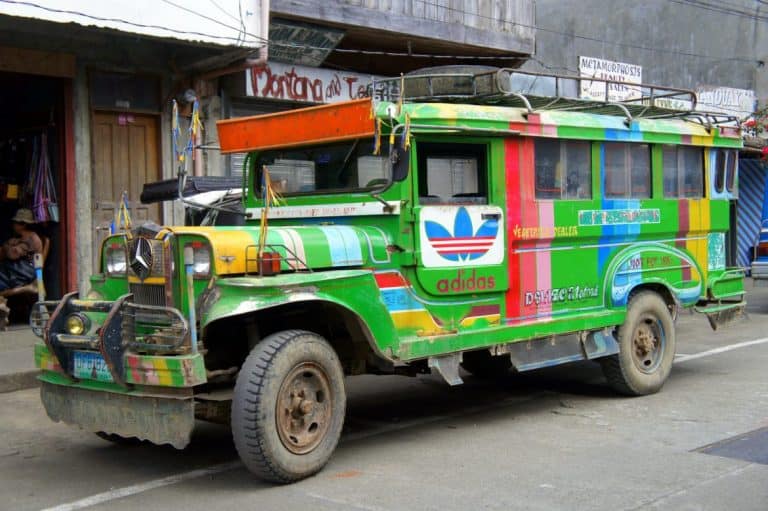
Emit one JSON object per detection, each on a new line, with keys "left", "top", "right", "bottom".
{"left": 91, "top": 112, "right": 160, "bottom": 266}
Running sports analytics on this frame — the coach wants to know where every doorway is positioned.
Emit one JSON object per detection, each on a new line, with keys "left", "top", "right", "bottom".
{"left": 91, "top": 112, "right": 161, "bottom": 265}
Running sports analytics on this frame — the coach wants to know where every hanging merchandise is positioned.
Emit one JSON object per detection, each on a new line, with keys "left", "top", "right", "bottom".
{"left": 25, "top": 134, "right": 59, "bottom": 223}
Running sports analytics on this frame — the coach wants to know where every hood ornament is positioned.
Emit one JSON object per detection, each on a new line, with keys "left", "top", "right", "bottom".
{"left": 129, "top": 237, "right": 153, "bottom": 281}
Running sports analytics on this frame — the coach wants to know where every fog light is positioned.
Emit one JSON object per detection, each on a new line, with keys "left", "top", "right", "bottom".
{"left": 65, "top": 313, "right": 89, "bottom": 335}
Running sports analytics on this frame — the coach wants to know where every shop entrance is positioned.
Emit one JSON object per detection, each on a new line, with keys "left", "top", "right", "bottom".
{"left": 0, "top": 71, "right": 68, "bottom": 316}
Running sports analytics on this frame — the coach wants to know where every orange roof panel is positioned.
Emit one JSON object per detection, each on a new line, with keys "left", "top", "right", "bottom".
{"left": 216, "top": 98, "right": 376, "bottom": 154}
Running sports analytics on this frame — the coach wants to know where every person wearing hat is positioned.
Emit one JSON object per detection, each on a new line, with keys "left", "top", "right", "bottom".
{"left": 0, "top": 208, "right": 42, "bottom": 292}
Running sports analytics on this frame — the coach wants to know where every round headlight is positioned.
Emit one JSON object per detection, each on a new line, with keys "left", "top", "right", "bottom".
{"left": 65, "top": 313, "right": 90, "bottom": 335}
{"left": 106, "top": 246, "right": 127, "bottom": 275}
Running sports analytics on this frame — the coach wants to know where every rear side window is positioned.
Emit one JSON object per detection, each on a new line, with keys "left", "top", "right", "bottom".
{"left": 605, "top": 142, "right": 651, "bottom": 199}
{"left": 534, "top": 139, "right": 592, "bottom": 199}
{"left": 662, "top": 146, "right": 704, "bottom": 198}
{"left": 714, "top": 149, "right": 738, "bottom": 194}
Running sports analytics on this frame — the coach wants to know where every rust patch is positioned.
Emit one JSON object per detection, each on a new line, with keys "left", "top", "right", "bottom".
{"left": 331, "top": 470, "right": 362, "bottom": 479}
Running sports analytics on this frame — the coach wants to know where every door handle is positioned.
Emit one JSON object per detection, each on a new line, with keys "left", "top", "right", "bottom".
{"left": 482, "top": 213, "right": 501, "bottom": 220}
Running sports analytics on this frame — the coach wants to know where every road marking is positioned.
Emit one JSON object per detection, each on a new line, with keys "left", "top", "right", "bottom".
{"left": 39, "top": 461, "right": 241, "bottom": 511}
{"left": 675, "top": 337, "right": 768, "bottom": 363}
{"left": 38, "top": 337, "right": 768, "bottom": 510}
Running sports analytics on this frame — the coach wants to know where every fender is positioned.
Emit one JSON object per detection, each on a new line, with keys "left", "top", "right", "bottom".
{"left": 602, "top": 242, "right": 705, "bottom": 308}
{"left": 199, "top": 269, "right": 400, "bottom": 358}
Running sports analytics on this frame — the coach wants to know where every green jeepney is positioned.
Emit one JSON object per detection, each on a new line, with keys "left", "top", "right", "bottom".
{"left": 33, "top": 68, "right": 745, "bottom": 483}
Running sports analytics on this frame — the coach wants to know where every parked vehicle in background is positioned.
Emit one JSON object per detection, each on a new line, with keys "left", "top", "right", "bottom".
{"left": 32, "top": 67, "right": 745, "bottom": 483}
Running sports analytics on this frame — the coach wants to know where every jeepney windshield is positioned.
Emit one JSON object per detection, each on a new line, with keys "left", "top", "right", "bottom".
{"left": 253, "top": 137, "right": 391, "bottom": 196}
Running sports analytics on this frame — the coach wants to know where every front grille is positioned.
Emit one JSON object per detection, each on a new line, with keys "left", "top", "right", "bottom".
{"left": 129, "top": 283, "right": 167, "bottom": 306}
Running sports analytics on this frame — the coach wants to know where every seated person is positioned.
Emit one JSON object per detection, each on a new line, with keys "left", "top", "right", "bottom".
{"left": 0, "top": 209, "right": 42, "bottom": 294}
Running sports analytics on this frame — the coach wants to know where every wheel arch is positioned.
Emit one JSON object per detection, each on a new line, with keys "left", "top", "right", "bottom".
{"left": 202, "top": 298, "right": 396, "bottom": 376}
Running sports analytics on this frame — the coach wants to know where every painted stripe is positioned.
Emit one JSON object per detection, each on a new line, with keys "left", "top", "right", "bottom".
{"left": 40, "top": 461, "right": 242, "bottom": 511}
{"left": 322, "top": 226, "right": 363, "bottom": 266}
{"left": 380, "top": 288, "right": 426, "bottom": 312}
{"left": 535, "top": 200, "right": 554, "bottom": 317}
{"left": 505, "top": 137, "right": 522, "bottom": 322}
{"left": 675, "top": 337, "right": 768, "bottom": 363}
{"left": 245, "top": 201, "right": 401, "bottom": 219}
{"left": 374, "top": 272, "right": 407, "bottom": 289}
{"left": 276, "top": 228, "right": 308, "bottom": 270}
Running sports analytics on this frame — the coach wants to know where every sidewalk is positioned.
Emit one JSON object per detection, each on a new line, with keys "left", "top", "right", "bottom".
{"left": 0, "top": 325, "right": 39, "bottom": 393}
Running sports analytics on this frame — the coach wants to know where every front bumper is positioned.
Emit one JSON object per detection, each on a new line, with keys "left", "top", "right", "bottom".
{"left": 751, "top": 261, "right": 768, "bottom": 284}
{"left": 33, "top": 292, "right": 206, "bottom": 388}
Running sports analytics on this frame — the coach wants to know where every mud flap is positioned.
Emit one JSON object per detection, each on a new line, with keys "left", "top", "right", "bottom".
{"left": 694, "top": 301, "right": 746, "bottom": 331}
{"left": 40, "top": 382, "right": 195, "bottom": 449}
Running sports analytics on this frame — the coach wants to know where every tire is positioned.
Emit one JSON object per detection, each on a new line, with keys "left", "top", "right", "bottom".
{"left": 94, "top": 432, "right": 143, "bottom": 445}
{"left": 460, "top": 349, "right": 512, "bottom": 379}
{"left": 600, "top": 291, "right": 676, "bottom": 396}
{"left": 232, "top": 330, "right": 346, "bottom": 484}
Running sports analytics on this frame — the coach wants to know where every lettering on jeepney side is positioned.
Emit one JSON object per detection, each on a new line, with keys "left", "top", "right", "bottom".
{"left": 524, "top": 285, "right": 599, "bottom": 306}
{"left": 511, "top": 224, "right": 579, "bottom": 240}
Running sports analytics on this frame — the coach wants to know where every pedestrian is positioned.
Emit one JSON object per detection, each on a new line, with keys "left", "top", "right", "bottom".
{"left": 0, "top": 208, "right": 42, "bottom": 295}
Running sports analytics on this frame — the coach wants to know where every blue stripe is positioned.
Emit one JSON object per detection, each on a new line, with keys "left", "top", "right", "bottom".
{"left": 381, "top": 288, "right": 425, "bottom": 312}
{"left": 736, "top": 160, "right": 767, "bottom": 269}
{"left": 321, "top": 226, "right": 363, "bottom": 266}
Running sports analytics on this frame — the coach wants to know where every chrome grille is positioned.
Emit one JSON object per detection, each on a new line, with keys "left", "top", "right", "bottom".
{"left": 129, "top": 283, "right": 167, "bottom": 307}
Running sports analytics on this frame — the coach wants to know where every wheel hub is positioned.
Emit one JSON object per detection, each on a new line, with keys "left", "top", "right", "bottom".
{"left": 631, "top": 318, "right": 664, "bottom": 374}
{"left": 276, "top": 363, "right": 332, "bottom": 455}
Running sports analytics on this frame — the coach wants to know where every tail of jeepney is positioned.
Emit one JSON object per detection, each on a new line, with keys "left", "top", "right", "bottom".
{"left": 33, "top": 67, "right": 745, "bottom": 484}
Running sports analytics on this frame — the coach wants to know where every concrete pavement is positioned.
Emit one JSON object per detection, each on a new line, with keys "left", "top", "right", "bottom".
{"left": 0, "top": 324, "right": 38, "bottom": 393}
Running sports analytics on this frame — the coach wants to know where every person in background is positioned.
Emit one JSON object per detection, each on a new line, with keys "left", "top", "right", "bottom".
{"left": 0, "top": 208, "right": 42, "bottom": 294}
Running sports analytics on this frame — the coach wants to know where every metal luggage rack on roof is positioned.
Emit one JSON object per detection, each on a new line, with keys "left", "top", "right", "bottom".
{"left": 368, "top": 68, "right": 739, "bottom": 128}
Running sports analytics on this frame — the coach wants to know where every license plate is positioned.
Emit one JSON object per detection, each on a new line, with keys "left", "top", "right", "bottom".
{"left": 72, "top": 351, "right": 114, "bottom": 382}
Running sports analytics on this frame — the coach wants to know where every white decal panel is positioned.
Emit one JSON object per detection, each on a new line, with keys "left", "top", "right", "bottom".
{"left": 419, "top": 206, "right": 505, "bottom": 268}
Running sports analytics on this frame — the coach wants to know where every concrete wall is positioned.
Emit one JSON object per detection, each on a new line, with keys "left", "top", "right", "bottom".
{"left": 271, "top": 0, "right": 535, "bottom": 53}
{"left": 524, "top": 0, "right": 768, "bottom": 105}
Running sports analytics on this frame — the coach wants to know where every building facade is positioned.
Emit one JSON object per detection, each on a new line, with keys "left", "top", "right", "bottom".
{"left": 0, "top": 0, "right": 536, "bottom": 297}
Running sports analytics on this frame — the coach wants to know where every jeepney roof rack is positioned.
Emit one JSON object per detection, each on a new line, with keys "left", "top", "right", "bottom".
{"left": 368, "top": 68, "right": 740, "bottom": 127}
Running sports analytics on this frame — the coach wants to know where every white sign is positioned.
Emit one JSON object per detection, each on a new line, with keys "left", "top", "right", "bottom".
{"left": 0, "top": 0, "right": 265, "bottom": 48}
{"left": 419, "top": 206, "right": 505, "bottom": 268}
{"left": 246, "top": 62, "right": 385, "bottom": 104}
{"left": 578, "top": 56, "right": 643, "bottom": 102}
{"left": 696, "top": 85, "right": 756, "bottom": 118}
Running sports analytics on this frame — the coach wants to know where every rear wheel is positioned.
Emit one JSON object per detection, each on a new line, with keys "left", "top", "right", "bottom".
{"left": 460, "top": 350, "right": 512, "bottom": 379}
{"left": 601, "top": 291, "right": 676, "bottom": 396}
{"left": 232, "top": 330, "right": 346, "bottom": 483}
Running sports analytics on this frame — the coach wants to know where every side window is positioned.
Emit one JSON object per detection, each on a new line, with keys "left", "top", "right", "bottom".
{"left": 605, "top": 142, "right": 651, "bottom": 199}
{"left": 418, "top": 142, "right": 487, "bottom": 204}
{"left": 663, "top": 146, "right": 704, "bottom": 198}
{"left": 725, "top": 150, "right": 738, "bottom": 193}
{"left": 534, "top": 138, "right": 591, "bottom": 199}
{"left": 715, "top": 150, "right": 726, "bottom": 193}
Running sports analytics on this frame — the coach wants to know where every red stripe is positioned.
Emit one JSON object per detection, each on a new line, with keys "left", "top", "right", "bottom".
{"left": 432, "top": 242, "right": 494, "bottom": 248}
{"left": 505, "top": 138, "right": 522, "bottom": 321}
{"left": 436, "top": 248, "right": 491, "bottom": 255}
{"left": 428, "top": 236, "right": 496, "bottom": 242}
{"left": 375, "top": 272, "right": 407, "bottom": 289}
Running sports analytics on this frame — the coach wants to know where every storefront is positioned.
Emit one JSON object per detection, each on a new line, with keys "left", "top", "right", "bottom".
{"left": 0, "top": 47, "right": 77, "bottom": 308}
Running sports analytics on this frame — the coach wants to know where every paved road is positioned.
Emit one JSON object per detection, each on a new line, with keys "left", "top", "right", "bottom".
{"left": 2, "top": 287, "right": 768, "bottom": 511}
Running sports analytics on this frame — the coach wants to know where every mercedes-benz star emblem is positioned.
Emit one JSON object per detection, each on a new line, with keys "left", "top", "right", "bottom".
{"left": 129, "top": 237, "right": 153, "bottom": 281}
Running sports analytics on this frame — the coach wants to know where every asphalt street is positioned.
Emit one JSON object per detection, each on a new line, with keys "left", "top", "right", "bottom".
{"left": 1, "top": 286, "right": 767, "bottom": 511}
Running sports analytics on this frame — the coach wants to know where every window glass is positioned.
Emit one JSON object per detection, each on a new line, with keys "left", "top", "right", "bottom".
{"left": 254, "top": 138, "right": 390, "bottom": 195}
{"left": 604, "top": 142, "right": 650, "bottom": 198}
{"left": 715, "top": 150, "right": 726, "bottom": 193}
{"left": 534, "top": 139, "right": 591, "bottom": 199}
{"left": 663, "top": 146, "right": 703, "bottom": 198}
{"left": 630, "top": 144, "right": 651, "bottom": 198}
{"left": 418, "top": 143, "right": 487, "bottom": 204}
{"left": 681, "top": 147, "right": 704, "bottom": 198}
{"left": 662, "top": 146, "right": 678, "bottom": 198}
{"left": 726, "top": 150, "right": 737, "bottom": 193}
{"left": 605, "top": 143, "right": 629, "bottom": 198}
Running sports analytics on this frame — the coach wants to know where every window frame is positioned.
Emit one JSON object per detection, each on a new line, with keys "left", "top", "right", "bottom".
{"left": 662, "top": 145, "right": 705, "bottom": 199}
{"left": 603, "top": 142, "right": 652, "bottom": 199}
{"left": 415, "top": 141, "right": 490, "bottom": 205}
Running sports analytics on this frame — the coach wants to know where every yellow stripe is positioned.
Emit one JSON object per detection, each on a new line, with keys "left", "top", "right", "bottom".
{"left": 155, "top": 358, "right": 172, "bottom": 386}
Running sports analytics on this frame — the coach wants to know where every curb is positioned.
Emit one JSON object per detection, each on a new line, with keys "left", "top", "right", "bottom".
{"left": 0, "top": 370, "right": 40, "bottom": 394}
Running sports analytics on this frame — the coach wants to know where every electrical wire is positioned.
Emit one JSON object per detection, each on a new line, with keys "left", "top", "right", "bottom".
{"left": 0, "top": 0, "right": 762, "bottom": 66}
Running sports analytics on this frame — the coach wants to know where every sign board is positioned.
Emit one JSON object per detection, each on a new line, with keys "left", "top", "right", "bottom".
{"left": 246, "top": 62, "right": 386, "bottom": 104}
{"left": 269, "top": 20, "right": 344, "bottom": 67}
{"left": 578, "top": 56, "right": 642, "bottom": 102}
{"left": 696, "top": 85, "right": 756, "bottom": 118}
{"left": 0, "top": 0, "right": 266, "bottom": 48}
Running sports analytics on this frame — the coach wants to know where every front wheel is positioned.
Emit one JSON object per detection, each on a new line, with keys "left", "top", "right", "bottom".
{"left": 232, "top": 330, "right": 346, "bottom": 483}
{"left": 600, "top": 291, "right": 676, "bottom": 396}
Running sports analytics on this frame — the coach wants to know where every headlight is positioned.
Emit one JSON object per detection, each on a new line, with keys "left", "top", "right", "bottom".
{"left": 105, "top": 244, "right": 127, "bottom": 275}
{"left": 186, "top": 242, "right": 211, "bottom": 277}
{"left": 65, "top": 313, "right": 90, "bottom": 335}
